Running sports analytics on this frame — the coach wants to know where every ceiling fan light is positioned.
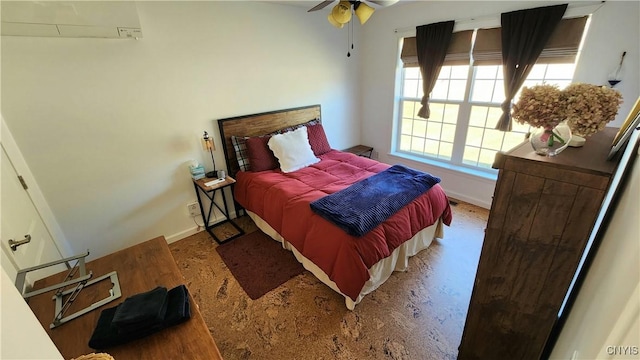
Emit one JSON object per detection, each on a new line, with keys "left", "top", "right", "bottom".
{"left": 327, "top": 13, "right": 344, "bottom": 28}
{"left": 354, "top": 2, "right": 375, "bottom": 24}
{"left": 331, "top": 1, "right": 352, "bottom": 24}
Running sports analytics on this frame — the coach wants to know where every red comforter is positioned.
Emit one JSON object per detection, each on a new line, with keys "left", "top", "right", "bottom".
{"left": 234, "top": 150, "right": 452, "bottom": 300}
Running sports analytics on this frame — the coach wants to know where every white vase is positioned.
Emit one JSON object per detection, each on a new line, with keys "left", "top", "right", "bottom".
{"left": 568, "top": 134, "right": 586, "bottom": 147}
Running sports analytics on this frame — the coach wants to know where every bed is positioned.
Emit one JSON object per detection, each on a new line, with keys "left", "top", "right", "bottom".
{"left": 218, "top": 105, "right": 452, "bottom": 309}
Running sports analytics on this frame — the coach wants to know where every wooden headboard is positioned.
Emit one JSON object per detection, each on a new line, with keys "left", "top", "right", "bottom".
{"left": 217, "top": 104, "right": 322, "bottom": 176}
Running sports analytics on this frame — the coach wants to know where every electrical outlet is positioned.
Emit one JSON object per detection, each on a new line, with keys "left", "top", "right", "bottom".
{"left": 187, "top": 202, "right": 201, "bottom": 217}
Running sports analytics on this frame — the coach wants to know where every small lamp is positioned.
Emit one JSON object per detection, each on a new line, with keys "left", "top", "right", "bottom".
{"left": 202, "top": 131, "right": 216, "bottom": 178}
{"left": 354, "top": 2, "right": 374, "bottom": 25}
{"left": 327, "top": 13, "right": 345, "bottom": 28}
{"left": 328, "top": 1, "right": 351, "bottom": 28}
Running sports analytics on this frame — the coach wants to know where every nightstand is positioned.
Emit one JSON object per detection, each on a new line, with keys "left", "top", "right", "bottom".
{"left": 343, "top": 145, "right": 374, "bottom": 158}
{"left": 193, "top": 176, "right": 244, "bottom": 244}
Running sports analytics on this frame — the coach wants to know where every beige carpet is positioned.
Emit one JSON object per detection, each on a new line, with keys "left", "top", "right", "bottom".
{"left": 169, "top": 201, "right": 488, "bottom": 360}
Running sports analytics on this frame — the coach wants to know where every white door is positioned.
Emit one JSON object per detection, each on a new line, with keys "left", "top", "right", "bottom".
{"left": 1, "top": 144, "right": 64, "bottom": 288}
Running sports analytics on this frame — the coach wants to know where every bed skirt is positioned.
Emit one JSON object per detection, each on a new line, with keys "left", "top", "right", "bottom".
{"left": 246, "top": 210, "right": 444, "bottom": 310}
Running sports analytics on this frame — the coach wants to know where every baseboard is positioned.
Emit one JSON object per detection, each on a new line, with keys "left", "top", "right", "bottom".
{"left": 165, "top": 226, "right": 200, "bottom": 244}
{"left": 165, "top": 210, "right": 239, "bottom": 244}
{"left": 445, "top": 190, "right": 492, "bottom": 210}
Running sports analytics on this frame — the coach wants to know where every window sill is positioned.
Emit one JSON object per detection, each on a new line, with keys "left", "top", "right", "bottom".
{"left": 389, "top": 151, "right": 498, "bottom": 182}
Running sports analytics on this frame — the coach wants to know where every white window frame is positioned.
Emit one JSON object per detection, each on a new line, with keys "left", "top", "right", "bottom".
{"left": 394, "top": 50, "right": 577, "bottom": 176}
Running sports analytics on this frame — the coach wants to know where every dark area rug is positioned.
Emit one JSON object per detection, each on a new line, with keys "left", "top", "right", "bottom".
{"left": 215, "top": 230, "right": 305, "bottom": 300}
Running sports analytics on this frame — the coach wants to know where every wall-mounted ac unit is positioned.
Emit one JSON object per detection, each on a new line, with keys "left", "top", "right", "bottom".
{"left": 1, "top": 1, "right": 143, "bottom": 39}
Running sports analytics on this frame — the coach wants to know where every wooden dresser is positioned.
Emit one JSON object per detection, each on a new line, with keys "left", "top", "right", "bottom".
{"left": 458, "top": 128, "right": 620, "bottom": 359}
{"left": 28, "top": 236, "right": 223, "bottom": 360}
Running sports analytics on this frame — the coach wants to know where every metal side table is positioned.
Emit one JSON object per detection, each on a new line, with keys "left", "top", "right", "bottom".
{"left": 192, "top": 176, "right": 244, "bottom": 244}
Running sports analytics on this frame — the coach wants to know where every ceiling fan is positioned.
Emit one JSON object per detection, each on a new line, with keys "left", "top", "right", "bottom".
{"left": 308, "top": 0, "right": 399, "bottom": 28}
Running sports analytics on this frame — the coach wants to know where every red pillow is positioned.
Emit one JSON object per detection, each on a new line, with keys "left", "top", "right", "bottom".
{"left": 307, "top": 123, "right": 331, "bottom": 156}
{"left": 245, "top": 136, "right": 279, "bottom": 172}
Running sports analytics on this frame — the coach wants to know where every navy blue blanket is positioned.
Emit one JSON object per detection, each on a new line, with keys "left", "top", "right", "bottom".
{"left": 310, "top": 164, "right": 441, "bottom": 237}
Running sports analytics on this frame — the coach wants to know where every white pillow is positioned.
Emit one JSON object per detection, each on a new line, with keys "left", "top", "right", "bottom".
{"left": 267, "top": 126, "right": 320, "bottom": 173}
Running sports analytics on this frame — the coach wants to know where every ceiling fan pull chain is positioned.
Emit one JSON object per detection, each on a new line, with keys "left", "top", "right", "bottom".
{"left": 347, "top": 14, "right": 354, "bottom": 57}
{"left": 351, "top": 18, "right": 354, "bottom": 50}
{"left": 347, "top": 17, "right": 351, "bottom": 57}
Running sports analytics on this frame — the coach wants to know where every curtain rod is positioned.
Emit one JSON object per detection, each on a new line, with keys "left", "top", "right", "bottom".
{"left": 393, "top": 1, "right": 605, "bottom": 34}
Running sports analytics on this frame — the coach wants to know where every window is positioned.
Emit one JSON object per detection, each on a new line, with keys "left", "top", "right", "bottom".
{"left": 398, "top": 63, "right": 576, "bottom": 171}
{"left": 396, "top": 17, "right": 587, "bottom": 173}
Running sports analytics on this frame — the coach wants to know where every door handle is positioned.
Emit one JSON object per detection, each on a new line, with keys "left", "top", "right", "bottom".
{"left": 8, "top": 234, "right": 31, "bottom": 251}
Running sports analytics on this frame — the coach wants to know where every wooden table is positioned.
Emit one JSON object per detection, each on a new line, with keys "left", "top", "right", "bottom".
{"left": 28, "top": 236, "right": 223, "bottom": 360}
{"left": 343, "top": 145, "right": 374, "bottom": 158}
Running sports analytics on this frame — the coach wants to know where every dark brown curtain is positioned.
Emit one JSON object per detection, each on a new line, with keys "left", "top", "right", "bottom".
{"left": 416, "top": 20, "right": 455, "bottom": 119}
{"left": 495, "top": 4, "right": 567, "bottom": 131}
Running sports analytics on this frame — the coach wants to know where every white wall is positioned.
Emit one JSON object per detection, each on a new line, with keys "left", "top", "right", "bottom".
{"left": 359, "top": 0, "right": 640, "bottom": 208}
{"left": 1, "top": 1, "right": 360, "bottom": 259}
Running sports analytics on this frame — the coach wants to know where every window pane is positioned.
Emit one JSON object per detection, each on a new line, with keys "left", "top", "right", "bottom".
{"left": 425, "top": 139, "right": 440, "bottom": 156}
{"left": 426, "top": 122, "right": 442, "bottom": 139}
{"left": 486, "top": 107, "right": 503, "bottom": 128}
{"left": 413, "top": 120, "right": 427, "bottom": 136}
{"left": 439, "top": 142, "right": 453, "bottom": 159}
{"left": 475, "top": 66, "right": 499, "bottom": 79}
{"left": 401, "top": 119, "right": 412, "bottom": 135}
{"left": 478, "top": 149, "right": 497, "bottom": 168}
{"left": 469, "top": 106, "right": 488, "bottom": 127}
{"left": 405, "top": 67, "right": 420, "bottom": 79}
{"left": 443, "top": 104, "right": 459, "bottom": 124}
{"left": 471, "top": 80, "right": 495, "bottom": 102}
{"left": 492, "top": 82, "right": 505, "bottom": 103}
{"left": 431, "top": 79, "right": 449, "bottom": 100}
{"left": 512, "top": 121, "right": 530, "bottom": 133}
{"left": 545, "top": 64, "right": 575, "bottom": 79}
{"left": 442, "top": 124, "right": 456, "bottom": 142}
{"left": 402, "top": 100, "right": 418, "bottom": 119}
{"left": 466, "top": 127, "right": 484, "bottom": 147}
{"left": 430, "top": 103, "right": 445, "bottom": 121}
{"left": 404, "top": 79, "right": 419, "bottom": 98}
{"left": 520, "top": 79, "right": 539, "bottom": 89}
{"left": 482, "top": 129, "right": 504, "bottom": 151}
{"left": 503, "top": 132, "right": 526, "bottom": 151}
{"left": 451, "top": 65, "right": 469, "bottom": 79}
{"left": 411, "top": 137, "right": 425, "bottom": 153}
{"left": 463, "top": 146, "right": 480, "bottom": 165}
{"left": 449, "top": 80, "right": 467, "bottom": 101}
{"left": 438, "top": 66, "right": 451, "bottom": 79}
{"left": 400, "top": 135, "right": 411, "bottom": 151}
{"left": 527, "top": 64, "right": 546, "bottom": 79}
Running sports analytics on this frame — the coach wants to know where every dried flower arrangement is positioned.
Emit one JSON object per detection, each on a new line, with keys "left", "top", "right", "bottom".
{"left": 512, "top": 84, "right": 566, "bottom": 130}
{"left": 564, "top": 83, "right": 623, "bottom": 137}
{"left": 512, "top": 83, "right": 623, "bottom": 137}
